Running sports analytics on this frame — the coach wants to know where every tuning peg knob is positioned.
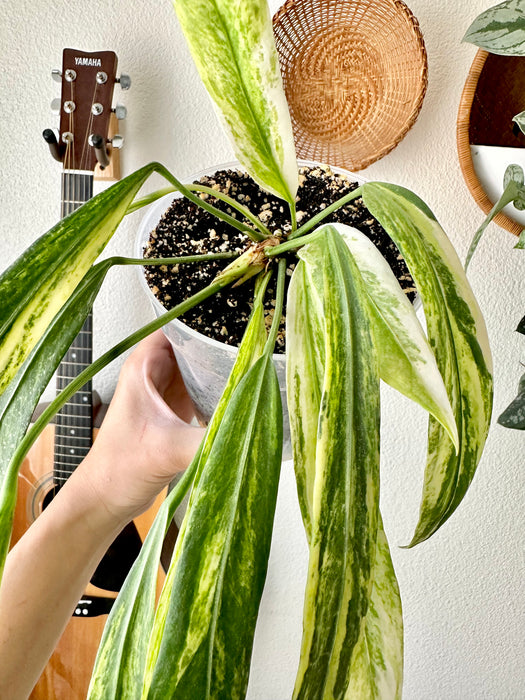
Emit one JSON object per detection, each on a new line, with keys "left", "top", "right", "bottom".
{"left": 51, "top": 69, "right": 62, "bottom": 83}
{"left": 113, "top": 104, "right": 127, "bottom": 120}
{"left": 110, "top": 134, "right": 124, "bottom": 149}
{"left": 117, "top": 74, "right": 131, "bottom": 91}
{"left": 51, "top": 98, "right": 61, "bottom": 115}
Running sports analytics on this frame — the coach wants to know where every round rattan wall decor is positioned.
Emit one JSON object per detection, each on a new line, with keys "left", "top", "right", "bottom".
{"left": 272, "top": 0, "right": 428, "bottom": 171}
{"left": 457, "top": 49, "right": 525, "bottom": 237}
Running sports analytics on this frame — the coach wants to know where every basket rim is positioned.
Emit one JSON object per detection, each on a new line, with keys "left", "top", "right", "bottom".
{"left": 272, "top": 0, "right": 428, "bottom": 171}
{"left": 456, "top": 48, "right": 522, "bottom": 237}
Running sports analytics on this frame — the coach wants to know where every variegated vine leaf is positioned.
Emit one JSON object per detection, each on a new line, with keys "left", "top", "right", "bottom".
{"left": 497, "top": 373, "right": 525, "bottom": 430}
{"left": 141, "top": 353, "right": 283, "bottom": 699}
{"left": 463, "top": 0, "right": 525, "bottom": 55}
{"left": 362, "top": 183, "right": 493, "bottom": 546}
{"left": 88, "top": 294, "right": 268, "bottom": 700}
{"left": 288, "top": 228, "right": 383, "bottom": 699}
{"left": 172, "top": 0, "right": 298, "bottom": 204}
{"left": 513, "top": 111, "right": 525, "bottom": 136}
{"left": 334, "top": 223, "right": 459, "bottom": 450}
{"left": 0, "top": 163, "right": 159, "bottom": 397}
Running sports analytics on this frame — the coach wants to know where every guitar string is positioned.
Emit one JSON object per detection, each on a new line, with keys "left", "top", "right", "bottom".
{"left": 80, "top": 80, "right": 99, "bottom": 172}
{"left": 56, "top": 73, "right": 95, "bottom": 480}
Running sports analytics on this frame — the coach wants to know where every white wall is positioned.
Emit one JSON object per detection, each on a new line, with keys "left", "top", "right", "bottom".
{"left": 1, "top": 1, "right": 524, "bottom": 698}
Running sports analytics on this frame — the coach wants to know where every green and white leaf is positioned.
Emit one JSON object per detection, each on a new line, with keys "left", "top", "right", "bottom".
{"left": 463, "top": 0, "right": 525, "bottom": 55}
{"left": 497, "top": 372, "right": 525, "bottom": 429}
{"left": 290, "top": 228, "right": 381, "bottom": 699}
{"left": 88, "top": 284, "right": 268, "bottom": 699}
{"left": 346, "top": 517, "right": 403, "bottom": 700}
{"left": 172, "top": 0, "right": 298, "bottom": 204}
{"left": 286, "top": 258, "right": 325, "bottom": 541}
{"left": 362, "top": 183, "right": 493, "bottom": 546}
{"left": 0, "top": 163, "right": 158, "bottom": 396}
{"left": 0, "top": 259, "right": 118, "bottom": 579}
{"left": 142, "top": 353, "right": 282, "bottom": 699}
{"left": 334, "top": 223, "right": 458, "bottom": 450}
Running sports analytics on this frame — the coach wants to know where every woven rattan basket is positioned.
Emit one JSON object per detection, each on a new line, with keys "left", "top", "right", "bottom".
{"left": 273, "top": 0, "right": 428, "bottom": 171}
{"left": 457, "top": 49, "right": 524, "bottom": 237}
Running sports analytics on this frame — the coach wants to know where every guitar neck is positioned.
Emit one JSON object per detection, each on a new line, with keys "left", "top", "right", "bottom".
{"left": 54, "top": 171, "right": 95, "bottom": 487}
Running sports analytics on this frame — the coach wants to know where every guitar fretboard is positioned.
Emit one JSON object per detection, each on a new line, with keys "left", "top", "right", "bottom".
{"left": 54, "top": 171, "right": 94, "bottom": 487}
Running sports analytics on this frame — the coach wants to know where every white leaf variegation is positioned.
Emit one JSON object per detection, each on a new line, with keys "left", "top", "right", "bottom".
{"left": 332, "top": 222, "right": 459, "bottom": 450}
{"left": 361, "top": 183, "right": 493, "bottom": 546}
{"left": 172, "top": 0, "right": 298, "bottom": 204}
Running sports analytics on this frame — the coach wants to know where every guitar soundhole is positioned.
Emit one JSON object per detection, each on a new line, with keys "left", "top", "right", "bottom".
{"left": 42, "top": 485, "right": 59, "bottom": 511}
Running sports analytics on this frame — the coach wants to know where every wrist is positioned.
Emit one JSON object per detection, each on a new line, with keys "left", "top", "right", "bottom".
{"left": 57, "top": 457, "right": 130, "bottom": 545}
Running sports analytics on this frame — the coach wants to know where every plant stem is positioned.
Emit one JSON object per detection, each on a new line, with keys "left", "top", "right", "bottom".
{"left": 186, "top": 185, "right": 271, "bottom": 238}
{"left": 11, "top": 270, "right": 246, "bottom": 470}
{"left": 265, "top": 229, "right": 324, "bottom": 258}
{"left": 288, "top": 186, "right": 363, "bottom": 240}
{"left": 264, "top": 258, "right": 287, "bottom": 355}
{"left": 114, "top": 252, "right": 238, "bottom": 267}
{"left": 289, "top": 198, "right": 298, "bottom": 233}
{"left": 465, "top": 181, "right": 520, "bottom": 269}
{"left": 126, "top": 187, "right": 176, "bottom": 214}
{"left": 154, "top": 165, "right": 266, "bottom": 243}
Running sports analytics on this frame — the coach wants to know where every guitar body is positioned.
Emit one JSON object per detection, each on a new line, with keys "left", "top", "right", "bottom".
{"left": 12, "top": 423, "right": 168, "bottom": 700}
{"left": 9, "top": 48, "right": 173, "bottom": 698}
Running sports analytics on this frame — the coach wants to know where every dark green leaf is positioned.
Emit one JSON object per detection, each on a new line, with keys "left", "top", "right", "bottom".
{"left": 498, "top": 372, "right": 525, "bottom": 429}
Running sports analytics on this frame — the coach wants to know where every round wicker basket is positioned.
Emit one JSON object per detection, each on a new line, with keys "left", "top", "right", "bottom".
{"left": 457, "top": 49, "right": 523, "bottom": 237}
{"left": 272, "top": 0, "right": 428, "bottom": 171}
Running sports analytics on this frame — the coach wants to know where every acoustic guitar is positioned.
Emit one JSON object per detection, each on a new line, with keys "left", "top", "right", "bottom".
{"left": 10, "top": 49, "right": 172, "bottom": 699}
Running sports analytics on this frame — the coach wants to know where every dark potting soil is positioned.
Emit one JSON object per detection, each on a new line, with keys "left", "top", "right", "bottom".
{"left": 143, "top": 165, "right": 416, "bottom": 353}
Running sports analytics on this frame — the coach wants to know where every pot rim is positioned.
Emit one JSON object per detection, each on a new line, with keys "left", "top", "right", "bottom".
{"left": 135, "top": 159, "right": 367, "bottom": 357}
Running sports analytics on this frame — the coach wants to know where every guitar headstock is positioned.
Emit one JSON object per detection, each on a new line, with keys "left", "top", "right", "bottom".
{"left": 45, "top": 49, "right": 129, "bottom": 173}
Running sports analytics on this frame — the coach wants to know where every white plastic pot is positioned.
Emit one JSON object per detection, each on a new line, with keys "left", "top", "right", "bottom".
{"left": 136, "top": 161, "right": 366, "bottom": 461}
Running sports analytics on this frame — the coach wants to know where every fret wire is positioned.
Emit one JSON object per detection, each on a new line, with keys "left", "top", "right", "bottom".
{"left": 54, "top": 451, "right": 89, "bottom": 460}
{"left": 56, "top": 172, "right": 94, "bottom": 487}
{"left": 53, "top": 459, "right": 86, "bottom": 468}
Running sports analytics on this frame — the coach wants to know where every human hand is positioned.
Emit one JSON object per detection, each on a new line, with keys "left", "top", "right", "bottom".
{"left": 74, "top": 330, "right": 205, "bottom": 528}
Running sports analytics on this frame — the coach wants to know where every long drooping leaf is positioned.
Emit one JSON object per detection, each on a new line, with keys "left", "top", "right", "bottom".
{"left": 0, "top": 259, "right": 117, "bottom": 578}
{"left": 172, "top": 0, "right": 298, "bottom": 204}
{"left": 346, "top": 516, "right": 403, "bottom": 700}
{"left": 290, "top": 228, "right": 381, "bottom": 699}
{"left": 87, "top": 454, "right": 202, "bottom": 700}
{"left": 334, "top": 223, "right": 458, "bottom": 449}
{"left": 286, "top": 259, "right": 325, "bottom": 540}
{"left": 142, "top": 353, "right": 282, "bottom": 699}
{"left": 463, "top": 0, "right": 525, "bottom": 55}
{"left": 362, "top": 183, "right": 493, "bottom": 546}
{"left": 0, "top": 163, "right": 159, "bottom": 395}
{"left": 88, "top": 283, "right": 268, "bottom": 700}
{"left": 288, "top": 228, "right": 402, "bottom": 699}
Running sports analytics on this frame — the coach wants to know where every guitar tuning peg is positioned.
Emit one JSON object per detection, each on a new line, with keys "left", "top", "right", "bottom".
{"left": 116, "top": 73, "right": 131, "bottom": 91}
{"left": 112, "top": 104, "right": 127, "bottom": 120}
{"left": 43, "top": 128, "right": 65, "bottom": 162}
{"left": 51, "top": 69, "right": 62, "bottom": 83}
{"left": 110, "top": 134, "right": 124, "bottom": 149}
{"left": 51, "top": 97, "right": 61, "bottom": 115}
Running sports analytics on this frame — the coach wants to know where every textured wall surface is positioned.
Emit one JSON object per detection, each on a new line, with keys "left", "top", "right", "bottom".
{"left": 1, "top": 1, "right": 524, "bottom": 698}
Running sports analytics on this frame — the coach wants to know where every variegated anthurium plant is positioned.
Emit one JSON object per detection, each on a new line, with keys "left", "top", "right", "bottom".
{"left": 464, "top": 0, "right": 525, "bottom": 430}
{"left": 0, "top": 0, "right": 493, "bottom": 697}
